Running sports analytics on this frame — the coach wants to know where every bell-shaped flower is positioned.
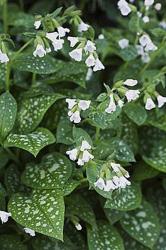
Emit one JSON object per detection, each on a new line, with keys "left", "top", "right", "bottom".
{"left": 124, "top": 79, "right": 138, "bottom": 86}
{"left": 66, "top": 98, "right": 77, "bottom": 109}
{"left": 34, "top": 20, "right": 41, "bottom": 29}
{"left": 85, "top": 54, "right": 96, "bottom": 67}
{"left": 93, "top": 58, "right": 105, "bottom": 72}
{"left": 78, "top": 21, "right": 89, "bottom": 32}
{"left": 144, "top": 0, "right": 154, "bottom": 7}
{"left": 80, "top": 140, "right": 91, "bottom": 151}
{"left": 67, "top": 36, "right": 79, "bottom": 47}
{"left": 104, "top": 180, "right": 117, "bottom": 191}
{"left": 145, "top": 97, "right": 156, "bottom": 110}
{"left": 0, "top": 50, "right": 9, "bottom": 63}
{"left": 69, "top": 48, "right": 83, "bottom": 62}
{"left": 157, "top": 95, "right": 166, "bottom": 108}
{"left": 78, "top": 100, "right": 91, "bottom": 110}
{"left": 24, "top": 228, "right": 36, "bottom": 236}
{"left": 0, "top": 211, "right": 11, "bottom": 223}
{"left": 125, "top": 90, "right": 140, "bottom": 102}
{"left": 105, "top": 95, "right": 116, "bottom": 113}
{"left": 117, "top": 0, "right": 132, "bottom": 16}
{"left": 94, "top": 177, "right": 105, "bottom": 190}
{"left": 82, "top": 150, "right": 94, "bottom": 163}
{"left": 66, "top": 148, "right": 78, "bottom": 161}
{"left": 118, "top": 38, "right": 129, "bottom": 49}
{"left": 75, "top": 223, "right": 82, "bottom": 231}
{"left": 57, "top": 27, "right": 70, "bottom": 38}
{"left": 33, "top": 44, "right": 46, "bottom": 57}
{"left": 84, "top": 40, "right": 96, "bottom": 53}
{"left": 69, "top": 110, "right": 81, "bottom": 123}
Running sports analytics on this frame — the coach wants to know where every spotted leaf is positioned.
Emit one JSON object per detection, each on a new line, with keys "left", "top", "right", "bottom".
{"left": 124, "top": 103, "right": 147, "bottom": 126}
{"left": 105, "top": 183, "right": 142, "bottom": 211}
{"left": 0, "top": 92, "right": 17, "bottom": 141}
{"left": 8, "top": 189, "right": 65, "bottom": 240}
{"left": 120, "top": 199, "right": 160, "bottom": 248}
{"left": 17, "top": 93, "right": 64, "bottom": 133}
{"left": 56, "top": 116, "right": 74, "bottom": 145}
{"left": 87, "top": 221, "right": 124, "bottom": 250}
{"left": 13, "top": 54, "right": 62, "bottom": 74}
{"left": 22, "top": 152, "right": 72, "bottom": 190}
{"left": 4, "top": 128, "right": 55, "bottom": 157}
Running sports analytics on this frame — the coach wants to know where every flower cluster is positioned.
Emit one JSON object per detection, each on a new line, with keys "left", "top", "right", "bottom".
{"left": 136, "top": 34, "right": 157, "bottom": 63}
{"left": 66, "top": 140, "right": 94, "bottom": 166}
{"left": 105, "top": 79, "right": 140, "bottom": 114}
{"left": 66, "top": 98, "right": 91, "bottom": 123}
{"left": 33, "top": 17, "right": 104, "bottom": 71}
{"left": 94, "top": 162, "right": 130, "bottom": 192}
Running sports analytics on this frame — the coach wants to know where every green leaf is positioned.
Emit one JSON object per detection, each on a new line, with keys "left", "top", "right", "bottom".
{"left": 120, "top": 199, "right": 160, "bottom": 248}
{"left": 73, "top": 127, "right": 92, "bottom": 146}
{"left": 104, "top": 208, "right": 124, "bottom": 225}
{"left": 4, "top": 128, "right": 55, "bottom": 157}
{"left": 147, "top": 109, "right": 166, "bottom": 132}
{"left": 118, "top": 45, "right": 138, "bottom": 61}
{"left": 0, "top": 147, "right": 9, "bottom": 169}
{"left": 56, "top": 116, "right": 74, "bottom": 145}
{"left": 0, "top": 234, "right": 27, "bottom": 250}
{"left": 17, "top": 92, "right": 64, "bottom": 133}
{"left": 8, "top": 189, "right": 64, "bottom": 240}
{"left": 87, "top": 221, "right": 124, "bottom": 250}
{"left": 22, "top": 152, "right": 72, "bottom": 190}
{"left": 66, "top": 194, "right": 96, "bottom": 227}
{"left": 121, "top": 230, "right": 149, "bottom": 250}
{"left": 105, "top": 183, "right": 142, "bottom": 211}
{"left": 133, "top": 162, "right": 159, "bottom": 181}
{"left": 5, "top": 165, "right": 21, "bottom": 194}
{"left": 13, "top": 54, "right": 62, "bottom": 74}
{"left": 0, "top": 92, "right": 17, "bottom": 140}
{"left": 140, "top": 127, "right": 166, "bottom": 172}
{"left": 124, "top": 103, "right": 147, "bottom": 126}
{"left": 63, "top": 179, "right": 80, "bottom": 196}
{"left": 44, "top": 61, "right": 87, "bottom": 88}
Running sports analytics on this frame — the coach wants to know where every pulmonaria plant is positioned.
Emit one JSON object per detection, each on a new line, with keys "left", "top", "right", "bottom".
{"left": 0, "top": 0, "right": 166, "bottom": 249}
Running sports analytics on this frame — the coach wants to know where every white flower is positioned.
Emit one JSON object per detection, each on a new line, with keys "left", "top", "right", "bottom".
{"left": 78, "top": 21, "right": 89, "bottom": 32}
{"left": 124, "top": 79, "right": 138, "bottom": 86}
{"left": 143, "top": 16, "right": 150, "bottom": 23}
{"left": 144, "top": 42, "right": 157, "bottom": 52}
{"left": 86, "top": 68, "right": 93, "bottom": 81}
{"left": 46, "top": 47, "right": 51, "bottom": 53}
{"left": 145, "top": 97, "right": 156, "bottom": 110}
{"left": 139, "top": 34, "right": 151, "bottom": 47}
{"left": 69, "top": 110, "right": 81, "bottom": 123}
{"left": 160, "top": 21, "right": 166, "bottom": 29}
{"left": 0, "top": 211, "right": 11, "bottom": 223}
{"left": 94, "top": 177, "right": 105, "bottom": 190}
{"left": 104, "top": 180, "right": 117, "bottom": 191}
{"left": 85, "top": 54, "right": 96, "bottom": 67}
{"left": 82, "top": 150, "right": 94, "bottom": 162}
{"left": 80, "top": 140, "right": 91, "bottom": 151}
{"left": 105, "top": 95, "right": 116, "bottom": 113}
{"left": 125, "top": 90, "right": 140, "bottom": 102}
{"left": 69, "top": 48, "right": 83, "bottom": 62}
{"left": 57, "top": 27, "right": 70, "bottom": 38}
{"left": 141, "top": 53, "right": 150, "bottom": 63}
{"left": 24, "top": 228, "right": 35, "bottom": 237}
{"left": 111, "top": 162, "right": 121, "bottom": 172}
{"left": 137, "top": 11, "right": 142, "bottom": 18}
{"left": 33, "top": 44, "right": 46, "bottom": 57}
{"left": 155, "top": 3, "right": 162, "bottom": 11}
{"left": 77, "top": 158, "right": 85, "bottom": 166}
{"left": 93, "top": 58, "right": 105, "bottom": 72}
{"left": 75, "top": 223, "right": 82, "bottom": 231}
{"left": 52, "top": 39, "right": 64, "bottom": 51}
{"left": 117, "top": 0, "right": 132, "bottom": 16}
{"left": 66, "top": 98, "right": 77, "bottom": 109}
{"left": 0, "top": 50, "right": 9, "bottom": 63}
{"left": 66, "top": 148, "right": 78, "bottom": 161}
{"left": 118, "top": 176, "right": 131, "bottom": 188}
{"left": 84, "top": 40, "right": 96, "bottom": 53}
{"left": 34, "top": 20, "right": 41, "bottom": 29}
{"left": 157, "top": 95, "right": 166, "bottom": 108}
{"left": 118, "top": 99, "right": 124, "bottom": 108}
{"left": 46, "top": 32, "right": 59, "bottom": 43}
{"left": 144, "top": 0, "right": 154, "bottom": 7}
{"left": 136, "top": 45, "right": 144, "bottom": 56}
{"left": 98, "top": 34, "right": 104, "bottom": 40}
{"left": 67, "top": 36, "right": 79, "bottom": 47}
{"left": 78, "top": 100, "right": 91, "bottom": 110}
{"left": 118, "top": 38, "right": 129, "bottom": 49}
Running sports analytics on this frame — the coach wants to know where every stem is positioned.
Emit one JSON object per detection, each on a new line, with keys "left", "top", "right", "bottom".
{"left": 4, "top": 148, "right": 21, "bottom": 165}
{"left": 32, "top": 73, "right": 36, "bottom": 86}
{"left": 12, "top": 38, "right": 33, "bottom": 61}
{"left": 95, "top": 127, "right": 100, "bottom": 142}
{"left": 5, "top": 62, "right": 11, "bottom": 91}
{"left": 3, "top": 0, "right": 8, "bottom": 33}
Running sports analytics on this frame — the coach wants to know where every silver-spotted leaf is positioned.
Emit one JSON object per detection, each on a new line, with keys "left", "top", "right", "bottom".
{"left": 17, "top": 93, "right": 64, "bottom": 133}
{"left": 87, "top": 221, "right": 124, "bottom": 250}
{"left": 120, "top": 199, "right": 160, "bottom": 248}
{"left": 56, "top": 116, "right": 74, "bottom": 145}
{"left": 22, "top": 152, "right": 72, "bottom": 190}
{"left": 105, "top": 183, "right": 142, "bottom": 211}
{"left": 8, "top": 189, "right": 64, "bottom": 240}
{"left": 0, "top": 92, "right": 17, "bottom": 140}
{"left": 4, "top": 128, "right": 55, "bottom": 157}
{"left": 124, "top": 103, "right": 147, "bottom": 126}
